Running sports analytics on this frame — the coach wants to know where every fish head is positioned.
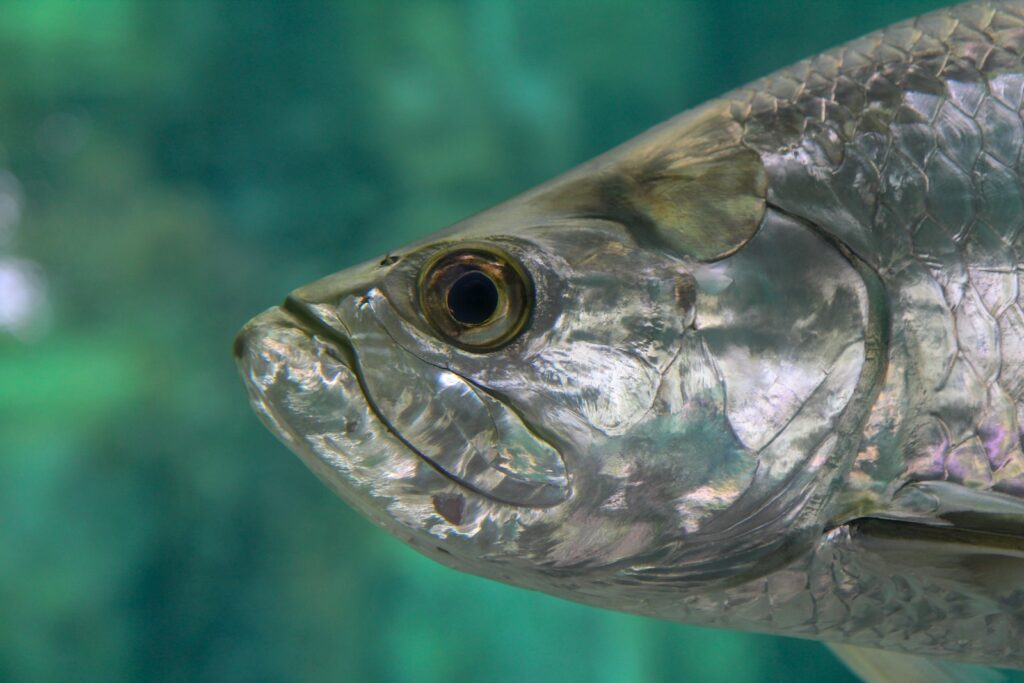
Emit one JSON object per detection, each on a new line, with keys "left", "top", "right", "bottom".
{"left": 234, "top": 101, "right": 873, "bottom": 609}
{"left": 233, "top": 214, "right": 713, "bottom": 582}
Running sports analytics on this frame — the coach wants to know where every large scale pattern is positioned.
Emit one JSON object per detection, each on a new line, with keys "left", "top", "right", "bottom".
{"left": 729, "top": 0, "right": 1024, "bottom": 502}
{"left": 677, "top": 1, "right": 1024, "bottom": 663}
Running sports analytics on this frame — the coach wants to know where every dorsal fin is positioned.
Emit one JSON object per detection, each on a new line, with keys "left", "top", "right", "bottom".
{"left": 535, "top": 101, "right": 767, "bottom": 262}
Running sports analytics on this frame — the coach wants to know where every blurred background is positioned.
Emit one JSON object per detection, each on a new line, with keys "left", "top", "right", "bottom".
{"left": 5, "top": 1, "right": 1017, "bottom": 682}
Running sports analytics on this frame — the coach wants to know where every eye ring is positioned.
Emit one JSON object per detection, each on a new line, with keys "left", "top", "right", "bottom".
{"left": 418, "top": 244, "right": 532, "bottom": 351}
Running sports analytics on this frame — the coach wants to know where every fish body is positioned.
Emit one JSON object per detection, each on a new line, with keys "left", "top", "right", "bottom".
{"left": 236, "top": 1, "right": 1024, "bottom": 676}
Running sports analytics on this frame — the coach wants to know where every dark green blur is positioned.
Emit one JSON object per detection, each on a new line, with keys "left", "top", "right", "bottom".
{"left": 3, "top": 2, "right": 1017, "bottom": 682}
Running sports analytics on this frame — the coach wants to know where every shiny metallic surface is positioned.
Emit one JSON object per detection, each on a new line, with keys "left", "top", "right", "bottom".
{"left": 236, "top": 0, "right": 1024, "bottom": 670}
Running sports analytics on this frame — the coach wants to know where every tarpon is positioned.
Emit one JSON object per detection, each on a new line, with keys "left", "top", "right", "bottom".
{"left": 235, "top": 2, "right": 1024, "bottom": 680}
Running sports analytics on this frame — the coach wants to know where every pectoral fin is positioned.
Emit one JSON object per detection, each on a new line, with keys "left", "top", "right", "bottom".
{"left": 841, "top": 481, "right": 1024, "bottom": 594}
{"left": 822, "top": 482, "right": 1024, "bottom": 673}
{"left": 827, "top": 643, "right": 1005, "bottom": 683}
{"left": 871, "top": 481, "right": 1024, "bottom": 538}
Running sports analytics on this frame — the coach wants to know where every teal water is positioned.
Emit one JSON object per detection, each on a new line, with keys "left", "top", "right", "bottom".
{"left": 3, "top": 2, "right": 1022, "bottom": 682}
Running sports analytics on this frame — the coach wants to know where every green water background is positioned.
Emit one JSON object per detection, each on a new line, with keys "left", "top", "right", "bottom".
{"left": 4, "top": 2, "right": 1021, "bottom": 681}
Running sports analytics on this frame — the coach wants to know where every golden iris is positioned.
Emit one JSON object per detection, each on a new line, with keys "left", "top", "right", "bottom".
{"left": 419, "top": 244, "right": 531, "bottom": 351}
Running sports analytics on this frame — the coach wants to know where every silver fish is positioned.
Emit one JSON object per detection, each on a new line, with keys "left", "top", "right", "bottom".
{"left": 235, "top": 2, "right": 1024, "bottom": 681}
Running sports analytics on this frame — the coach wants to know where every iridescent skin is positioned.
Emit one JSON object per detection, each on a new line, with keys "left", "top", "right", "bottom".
{"left": 235, "top": 1, "right": 1024, "bottom": 669}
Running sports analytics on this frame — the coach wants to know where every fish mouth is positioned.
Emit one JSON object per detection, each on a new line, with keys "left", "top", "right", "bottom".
{"left": 232, "top": 297, "right": 358, "bottom": 370}
{"left": 233, "top": 300, "right": 438, "bottom": 527}
{"left": 232, "top": 302, "right": 361, "bottom": 439}
{"left": 233, "top": 297, "right": 413, "bottom": 466}
{"left": 235, "top": 291, "right": 570, "bottom": 509}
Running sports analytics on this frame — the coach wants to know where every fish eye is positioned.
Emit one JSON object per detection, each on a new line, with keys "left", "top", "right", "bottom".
{"left": 448, "top": 271, "right": 498, "bottom": 325}
{"left": 419, "top": 245, "right": 531, "bottom": 351}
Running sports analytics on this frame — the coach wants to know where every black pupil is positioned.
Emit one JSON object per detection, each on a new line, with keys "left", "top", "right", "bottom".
{"left": 447, "top": 271, "right": 499, "bottom": 325}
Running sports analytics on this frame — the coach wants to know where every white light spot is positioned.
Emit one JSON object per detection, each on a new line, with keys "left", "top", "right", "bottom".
{"left": 437, "top": 372, "right": 463, "bottom": 388}
{"left": 0, "top": 258, "right": 49, "bottom": 339}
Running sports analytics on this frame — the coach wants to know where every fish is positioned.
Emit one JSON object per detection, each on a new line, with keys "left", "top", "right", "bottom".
{"left": 234, "top": 2, "right": 1024, "bottom": 681}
